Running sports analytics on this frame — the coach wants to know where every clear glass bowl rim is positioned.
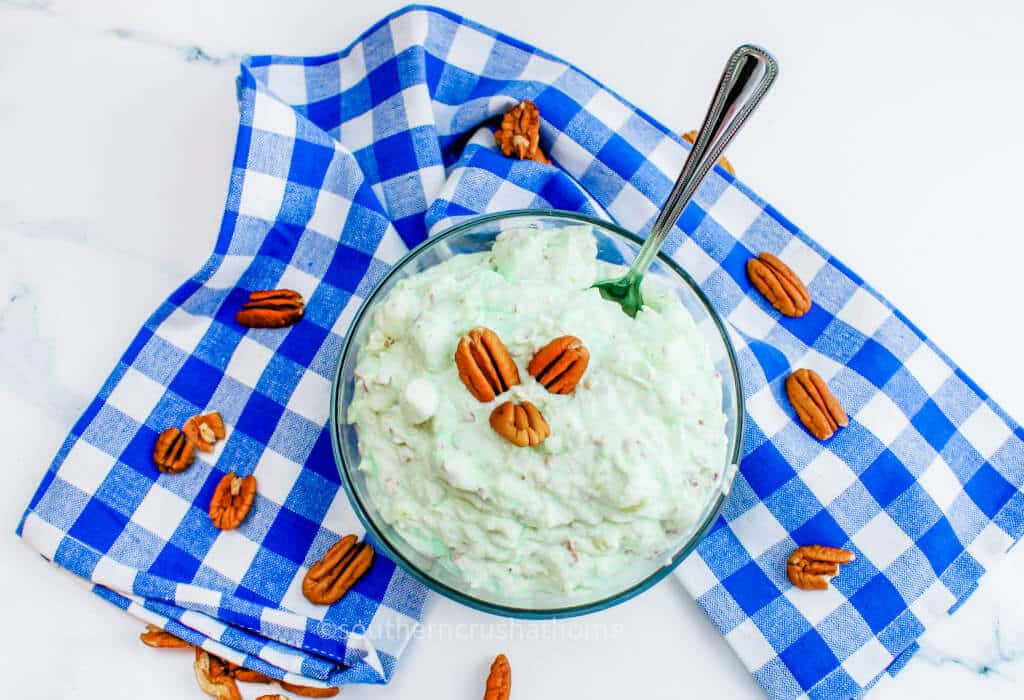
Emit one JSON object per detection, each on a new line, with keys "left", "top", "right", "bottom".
{"left": 329, "top": 208, "right": 745, "bottom": 619}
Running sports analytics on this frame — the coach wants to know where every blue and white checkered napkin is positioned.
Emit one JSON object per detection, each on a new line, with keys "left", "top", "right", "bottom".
{"left": 18, "top": 5, "right": 1024, "bottom": 696}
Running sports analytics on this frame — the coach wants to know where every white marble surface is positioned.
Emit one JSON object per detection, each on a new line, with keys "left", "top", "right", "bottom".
{"left": 2, "top": 1, "right": 1023, "bottom": 698}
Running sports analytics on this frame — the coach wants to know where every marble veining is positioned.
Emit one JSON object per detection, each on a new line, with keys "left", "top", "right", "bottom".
{"left": 916, "top": 624, "right": 1019, "bottom": 677}
{"left": 3, "top": 0, "right": 240, "bottom": 68}
{"left": 1, "top": 0, "right": 50, "bottom": 11}
{"left": 106, "top": 27, "right": 242, "bottom": 66}
{"left": 0, "top": 276, "right": 86, "bottom": 425}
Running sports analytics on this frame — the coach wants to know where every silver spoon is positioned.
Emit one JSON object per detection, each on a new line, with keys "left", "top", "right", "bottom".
{"left": 594, "top": 44, "right": 779, "bottom": 317}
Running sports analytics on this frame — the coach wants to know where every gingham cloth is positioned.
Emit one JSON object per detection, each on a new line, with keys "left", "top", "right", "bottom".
{"left": 17, "top": 5, "right": 1024, "bottom": 697}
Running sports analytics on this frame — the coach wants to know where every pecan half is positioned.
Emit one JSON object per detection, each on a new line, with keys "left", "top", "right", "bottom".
{"left": 490, "top": 401, "right": 550, "bottom": 447}
{"left": 747, "top": 252, "right": 811, "bottom": 318}
{"left": 494, "top": 100, "right": 550, "bottom": 164}
{"left": 194, "top": 649, "right": 242, "bottom": 700}
{"left": 235, "top": 670, "right": 274, "bottom": 684}
{"left": 787, "top": 545, "right": 856, "bottom": 590}
{"left": 222, "top": 659, "right": 273, "bottom": 684}
{"left": 454, "top": 327, "right": 520, "bottom": 402}
{"left": 153, "top": 427, "right": 196, "bottom": 474}
{"left": 279, "top": 682, "right": 340, "bottom": 697}
{"left": 483, "top": 654, "right": 511, "bottom": 700}
{"left": 302, "top": 535, "right": 375, "bottom": 605}
{"left": 785, "top": 368, "right": 848, "bottom": 441}
{"left": 140, "top": 624, "right": 190, "bottom": 648}
{"left": 236, "top": 289, "right": 305, "bottom": 329}
{"left": 209, "top": 473, "right": 257, "bottom": 530}
{"left": 184, "top": 411, "right": 226, "bottom": 452}
{"left": 528, "top": 336, "right": 589, "bottom": 394}
{"left": 682, "top": 130, "right": 734, "bottom": 175}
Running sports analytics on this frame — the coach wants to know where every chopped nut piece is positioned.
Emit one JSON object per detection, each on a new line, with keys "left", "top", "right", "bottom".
{"left": 490, "top": 401, "right": 550, "bottom": 447}
{"left": 565, "top": 539, "right": 580, "bottom": 563}
{"left": 194, "top": 649, "right": 242, "bottom": 700}
{"left": 454, "top": 327, "right": 520, "bottom": 402}
{"left": 483, "top": 654, "right": 511, "bottom": 700}
{"left": 279, "top": 681, "right": 341, "bottom": 697}
{"left": 302, "top": 535, "right": 375, "bottom": 605}
{"left": 494, "top": 101, "right": 550, "bottom": 164}
{"left": 209, "top": 473, "right": 257, "bottom": 530}
{"left": 236, "top": 289, "right": 305, "bottom": 328}
{"left": 682, "top": 130, "right": 735, "bottom": 175}
{"left": 787, "top": 545, "right": 856, "bottom": 590}
{"left": 183, "top": 412, "right": 226, "bottom": 452}
{"left": 153, "top": 427, "right": 195, "bottom": 474}
{"left": 140, "top": 624, "right": 190, "bottom": 648}
{"left": 747, "top": 252, "right": 811, "bottom": 318}
{"left": 785, "top": 369, "right": 848, "bottom": 441}
{"left": 528, "top": 336, "right": 589, "bottom": 394}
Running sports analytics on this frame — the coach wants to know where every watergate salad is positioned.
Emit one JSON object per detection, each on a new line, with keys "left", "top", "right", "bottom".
{"left": 348, "top": 225, "right": 727, "bottom": 595}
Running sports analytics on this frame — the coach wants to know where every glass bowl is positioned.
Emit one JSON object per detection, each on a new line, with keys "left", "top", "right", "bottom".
{"left": 330, "top": 210, "right": 744, "bottom": 618}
